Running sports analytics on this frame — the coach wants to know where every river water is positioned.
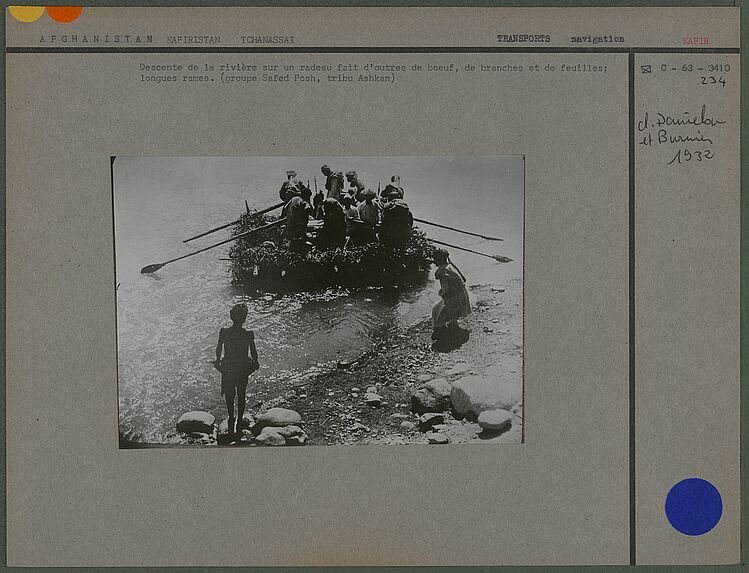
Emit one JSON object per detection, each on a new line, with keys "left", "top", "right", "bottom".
{"left": 115, "top": 156, "right": 524, "bottom": 443}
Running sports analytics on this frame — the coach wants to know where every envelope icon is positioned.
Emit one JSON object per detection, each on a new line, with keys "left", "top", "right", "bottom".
{"left": 641, "top": 64, "right": 652, "bottom": 73}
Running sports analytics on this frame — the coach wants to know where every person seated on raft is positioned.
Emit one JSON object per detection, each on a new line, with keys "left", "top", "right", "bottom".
{"left": 315, "top": 197, "right": 346, "bottom": 250}
{"left": 279, "top": 170, "right": 310, "bottom": 203}
{"left": 381, "top": 175, "right": 404, "bottom": 201}
{"left": 345, "top": 170, "right": 366, "bottom": 202}
{"left": 354, "top": 188, "right": 380, "bottom": 244}
{"left": 340, "top": 195, "right": 360, "bottom": 234}
{"left": 321, "top": 164, "right": 344, "bottom": 202}
{"left": 379, "top": 187, "right": 413, "bottom": 248}
{"left": 357, "top": 188, "right": 381, "bottom": 226}
{"left": 282, "top": 187, "right": 313, "bottom": 253}
{"left": 341, "top": 194, "right": 377, "bottom": 247}
{"left": 312, "top": 185, "right": 325, "bottom": 219}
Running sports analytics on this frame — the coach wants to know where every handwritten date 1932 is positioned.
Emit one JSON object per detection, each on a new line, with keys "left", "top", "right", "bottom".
{"left": 667, "top": 148, "right": 715, "bottom": 166}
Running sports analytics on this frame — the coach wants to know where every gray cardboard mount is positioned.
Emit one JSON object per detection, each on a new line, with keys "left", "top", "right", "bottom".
{"left": 3, "top": 5, "right": 742, "bottom": 568}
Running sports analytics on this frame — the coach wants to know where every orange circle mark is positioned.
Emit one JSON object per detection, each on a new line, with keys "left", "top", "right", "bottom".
{"left": 47, "top": 6, "right": 83, "bottom": 23}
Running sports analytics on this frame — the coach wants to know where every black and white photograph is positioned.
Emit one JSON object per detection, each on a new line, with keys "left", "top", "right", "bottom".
{"left": 115, "top": 156, "right": 524, "bottom": 447}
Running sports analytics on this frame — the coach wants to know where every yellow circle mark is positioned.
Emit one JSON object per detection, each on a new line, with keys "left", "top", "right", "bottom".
{"left": 9, "top": 6, "right": 45, "bottom": 22}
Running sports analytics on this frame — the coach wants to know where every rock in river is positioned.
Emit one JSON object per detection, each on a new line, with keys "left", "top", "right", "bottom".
{"left": 176, "top": 411, "right": 215, "bottom": 434}
{"left": 478, "top": 409, "right": 513, "bottom": 431}
{"left": 450, "top": 375, "right": 521, "bottom": 417}
{"left": 254, "top": 408, "right": 302, "bottom": 430}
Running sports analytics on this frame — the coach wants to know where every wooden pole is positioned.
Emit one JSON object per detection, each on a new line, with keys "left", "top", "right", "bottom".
{"left": 143, "top": 218, "right": 286, "bottom": 274}
{"left": 183, "top": 201, "right": 284, "bottom": 243}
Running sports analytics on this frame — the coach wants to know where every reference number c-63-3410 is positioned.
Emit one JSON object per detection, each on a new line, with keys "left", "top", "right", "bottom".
{"left": 646, "top": 63, "right": 731, "bottom": 87}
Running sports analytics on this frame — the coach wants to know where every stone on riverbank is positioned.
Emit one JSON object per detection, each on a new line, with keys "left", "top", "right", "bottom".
{"left": 254, "top": 408, "right": 302, "bottom": 431}
{"left": 478, "top": 409, "right": 513, "bottom": 431}
{"left": 450, "top": 375, "right": 521, "bottom": 417}
{"left": 176, "top": 411, "right": 215, "bottom": 434}
{"left": 419, "top": 413, "right": 445, "bottom": 431}
{"left": 365, "top": 392, "right": 382, "bottom": 406}
{"left": 285, "top": 434, "right": 308, "bottom": 446}
{"left": 255, "top": 432, "right": 286, "bottom": 446}
{"left": 277, "top": 425, "right": 305, "bottom": 438}
{"left": 410, "top": 377, "right": 452, "bottom": 414}
{"left": 427, "top": 432, "right": 449, "bottom": 444}
{"left": 260, "top": 425, "right": 308, "bottom": 445}
{"left": 424, "top": 377, "right": 451, "bottom": 399}
{"left": 259, "top": 426, "right": 284, "bottom": 436}
{"left": 400, "top": 421, "right": 415, "bottom": 431}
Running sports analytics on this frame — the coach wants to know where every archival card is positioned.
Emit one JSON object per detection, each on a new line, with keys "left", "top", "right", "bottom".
{"left": 5, "top": 6, "right": 740, "bottom": 567}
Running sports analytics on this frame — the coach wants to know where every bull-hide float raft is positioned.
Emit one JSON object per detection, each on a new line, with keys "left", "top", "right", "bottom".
{"left": 228, "top": 210, "right": 437, "bottom": 291}
{"left": 141, "top": 200, "right": 511, "bottom": 292}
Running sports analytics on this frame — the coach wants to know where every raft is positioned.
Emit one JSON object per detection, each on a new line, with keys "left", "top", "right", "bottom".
{"left": 228, "top": 210, "right": 436, "bottom": 292}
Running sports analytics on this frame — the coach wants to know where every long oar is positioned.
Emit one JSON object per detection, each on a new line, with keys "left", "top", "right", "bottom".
{"left": 430, "top": 238, "right": 512, "bottom": 263}
{"left": 448, "top": 257, "right": 467, "bottom": 282}
{"left": 414, "top": 217, "right": 502, "bottom": 241}
{"left": 183, "top": 201, "right": 284, "bottom": 243}
{"left": 142, "top": 218, "right": 285, "bottom": 274}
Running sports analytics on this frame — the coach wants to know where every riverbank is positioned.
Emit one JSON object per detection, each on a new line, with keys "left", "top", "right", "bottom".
{"left": 257, "top": 278, "right": 523, "bottom": 445}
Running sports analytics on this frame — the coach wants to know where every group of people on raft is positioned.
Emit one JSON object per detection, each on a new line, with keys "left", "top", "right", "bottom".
{"left": 278, "top": 165, "right": 414, "bottom": 251}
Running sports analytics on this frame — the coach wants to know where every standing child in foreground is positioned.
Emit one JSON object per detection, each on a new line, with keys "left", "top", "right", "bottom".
{"left": 431, "top": 249, "right": 471, "bottom": 344}
{"left": 214, "top": 304, "right": 259, "bottom": 436}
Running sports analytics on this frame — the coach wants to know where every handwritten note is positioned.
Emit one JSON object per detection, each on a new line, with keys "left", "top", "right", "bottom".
{"left": 636, "top": 104, "right": 728, "bottom": 166}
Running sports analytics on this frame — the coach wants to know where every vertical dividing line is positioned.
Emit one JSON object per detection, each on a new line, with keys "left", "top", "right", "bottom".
{"left": 111, "top": 157, "right": 121, "bottom": 449}
{"left": 628, "top": 52, "right": 636, "bottom": 566}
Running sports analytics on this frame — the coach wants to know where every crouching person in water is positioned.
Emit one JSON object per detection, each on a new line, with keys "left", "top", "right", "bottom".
{"left": 214, "top": 304, "right": 259, "bottom": 436}
{"left": 431, "top": 249, "right": 471, "bottom": 350}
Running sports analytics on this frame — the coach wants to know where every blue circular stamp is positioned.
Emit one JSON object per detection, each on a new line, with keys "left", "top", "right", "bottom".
{"left": 665, "top": 478, "right": 722, "bottom": 536}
